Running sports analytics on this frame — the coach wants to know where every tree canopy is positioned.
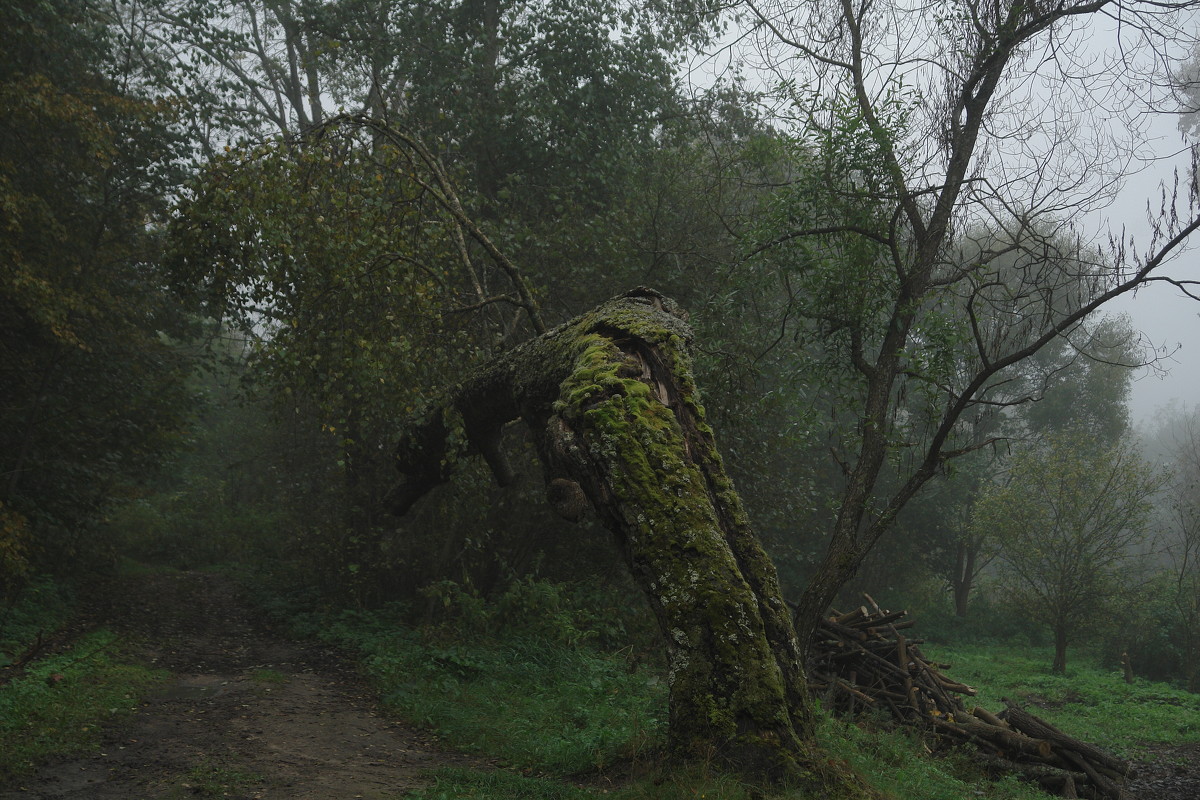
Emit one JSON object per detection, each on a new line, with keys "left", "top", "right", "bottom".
{"left": 7, "top": 0, "right": 1200, "bottom": 786}
{"left": 0, "top": 0, "right": 194, "bottom": 590}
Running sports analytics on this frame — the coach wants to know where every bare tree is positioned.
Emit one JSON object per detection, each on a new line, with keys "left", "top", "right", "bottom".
{"left": 116, "top": 0, "right": 328, "bottom": 150}
{"left": 728, "top": 0, "right": 1200, "bottom": 643}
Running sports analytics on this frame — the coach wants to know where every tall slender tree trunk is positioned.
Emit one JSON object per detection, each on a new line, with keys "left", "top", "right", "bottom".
{"left": 953, "top": 539, "right": 976, "bottom": 617}
{"left": 463, "top": 0, "right": 503, "bottom": 208}
{"left": 1184, "top": 630, "right": 1199, "bottom": 693}
{"left": 1053, "top": 625, "right": 1069, "bottom": 674}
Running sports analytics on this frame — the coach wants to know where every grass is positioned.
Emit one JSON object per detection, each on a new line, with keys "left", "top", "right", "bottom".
{"left": 398, "top": 721, "right": 1057, "bottom": 800}
{"left": 817, "top": 714, "right": 1050, "bottom": 800}
{"left": 405, "top": 768, "right": 594, "bottom": 800}
{"left": 313, "top": 607, "right": 667, "bottom": 775}
{"left": 267, "top": 578, "right": 1200, "bottom": 800}
{"left": 249, "top": 667, "right": 289, "bottom": 685}
{"left": 925, "top": 642, "right": 1200, "bottom": 757}
{"left": 0, "top": 575, "right": 73, "bottom": 667}
{"left": 171, "top": 758, "right": 263, "bottom": 798}
{"left": 404, "top": 764, "right": 767, "bottom": 800}
{"left": 303, "top": 595, "right": 1066, "bottom": 800}
{"left": 8, "top": 566, "right": 1187, "bottom": 799}
{"left": 0, "top": 629, "right": 167, "bottom": 780}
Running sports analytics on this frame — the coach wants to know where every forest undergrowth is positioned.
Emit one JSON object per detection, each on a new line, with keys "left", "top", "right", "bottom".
{"left": 0, "top": 574, "right": 167, "bottom": 780}
{"left": 4, "top": 568, "right": 1199, "bottom": 799}
{"left": 275, "top": 577, "right": 1196, "bottom": 800}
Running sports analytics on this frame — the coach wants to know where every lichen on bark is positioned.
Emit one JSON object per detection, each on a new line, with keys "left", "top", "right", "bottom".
{"left": 389, "top": 288, "right": 864, "bottom": 789}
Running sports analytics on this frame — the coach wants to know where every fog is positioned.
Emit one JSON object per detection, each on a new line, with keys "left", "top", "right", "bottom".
{"left": 1098, "top": 104, "right": 1200, "bottom": 424}
{"left": 1116, "top": 285, "right": 1200, "bottom": 422}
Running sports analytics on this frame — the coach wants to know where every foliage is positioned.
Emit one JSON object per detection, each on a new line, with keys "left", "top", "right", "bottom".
{"left": 722, "top": 0, "right": 1200, "bottom": 656}
{"left": 1139, "top": 403, "right": 1200, "bottom": 690}
{"left": 1173, "top": 41, "right": 1200, "bottom": 139}
{"left": 926, "top": 642, "right": 1200, "bottom": 756}
{"left": 0, "top": 0, "right": 196, "bottom": 588}
{"left": 0, "top": 576, "right": 74, "bottom": 667}
{"left": 975, "top": 431, "right": 1163, "bottom": 672}
{"left": 300, "top": 581, "right": 667, "bottom": 775}
{"left": 909, "top": 588, "right": 1051, "bottom": 649}
{"left": 146, "top": 0, "right": 730, "bottom": 325}
{"left": 167, "top": 129, "right": 485, "bottom": 598}
{"left": 1102, "top": 574, "right": 1190, "bottom": 686}
{"left": 864, "top": 313, "right": 1142, "bottom": 616}
{"left": 0, "top": 504, "right": 31, "bottom": 597}
{"left": 0, "top": 630, "right": 167, "bottom": 780}
{"left": 1018, "top": 316, "right": 1140, "bottom": 441}
{"left": 105, "top": 355, "right": 296, "bottom": 571}
{"left": 418, "top": 577, "right": 640, "bottom": 651}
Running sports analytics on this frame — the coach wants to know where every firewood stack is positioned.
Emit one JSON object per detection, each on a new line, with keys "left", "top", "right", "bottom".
{"left": 807, "top": 595, "right": 1134, "bottom": 799}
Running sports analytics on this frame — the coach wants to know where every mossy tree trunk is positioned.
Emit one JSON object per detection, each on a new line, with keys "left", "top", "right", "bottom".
{"left": 389, "top": 288, "right": 826, "bottom": 780}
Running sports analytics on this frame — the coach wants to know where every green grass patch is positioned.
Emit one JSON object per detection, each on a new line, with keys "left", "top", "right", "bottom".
{"left": 0, "top": 629, "right": 167, "bottom": 780}
{"left": 0, "top": 576, "right": 73, "bottom": 666}
{"left": 401, "top": 729, "right": 1057, "bottom": 800}
{"left": 396, "top": 713, "right": 1060, "bottom": 800}
{"left": 308, "top": 606, "right": 1062, "bottom": 799}
{"left": 317, "top": 607, "right": 666, "bottom": 776}
{"left": 249, "top": 668, "right": 289, "bottom": 685}
{"left": 405, "top": 767, "right": 594, "bottom": 800}
{"left": 278, "top": 579, "right": 1193, "bottom": 800}
{"left": 171, "top": 758, "right": 263, "bottom": 798}
{"left": 818, "top": 714, "right": 1051, "bottom": 800}
{"left": 925, "top": 642, "right": 1200, "bottom": 756}
{"left": 403, "top": 764, "right": 796, "bottom": 800}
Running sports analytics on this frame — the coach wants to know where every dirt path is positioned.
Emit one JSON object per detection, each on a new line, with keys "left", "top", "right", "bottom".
{"left": 0, "top": 569, "right": 483, "bottom": 800}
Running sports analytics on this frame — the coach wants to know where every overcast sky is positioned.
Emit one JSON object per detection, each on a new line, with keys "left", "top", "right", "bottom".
{"left": 1097, "top": 109, "right": 1200, "bottom": 425}
{"left": 1111, "top": 277, "right": 1200, "bottom": 424}
{"left": 693, "top": 13, "right": 1200, "bottom": 427}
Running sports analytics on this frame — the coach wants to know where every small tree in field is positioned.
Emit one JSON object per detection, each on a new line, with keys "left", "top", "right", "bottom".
{"left": 975, "top": 433, "right": 1162, "bottom": 673}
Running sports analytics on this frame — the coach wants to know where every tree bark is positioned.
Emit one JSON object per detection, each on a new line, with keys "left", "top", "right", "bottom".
{"left": 953, "top": 539, "right": 976, "bottom": 618}
{"left": 388, "top": 289, "right": 858, "bottom": 785}
{"left": 1053, "top": 625, "right": 1068, "bottom": 675}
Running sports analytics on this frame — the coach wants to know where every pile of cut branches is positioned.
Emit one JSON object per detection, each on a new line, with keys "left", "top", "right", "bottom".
{"left": 807, "top": 596, "right": 1134, "bottom": 799}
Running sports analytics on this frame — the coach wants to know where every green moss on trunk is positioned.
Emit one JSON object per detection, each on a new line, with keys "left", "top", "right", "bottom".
{"left": 390, "top": 289, "right": 869, "bottom": 792}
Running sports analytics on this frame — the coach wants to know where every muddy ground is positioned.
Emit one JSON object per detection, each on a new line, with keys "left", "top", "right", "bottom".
{"left": 1, "top": 568, "right": 1197, "bottom": 799}
{"left": 1122, "top": 742, "right": 1200, "bottom": 800}
{"left": 0, "top": 569, "right": 484, "bottom": 800}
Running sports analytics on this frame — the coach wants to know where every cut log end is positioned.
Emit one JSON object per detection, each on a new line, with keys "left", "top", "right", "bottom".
{"left": 810, "top": 595, "right": 1132, "bottom": 800}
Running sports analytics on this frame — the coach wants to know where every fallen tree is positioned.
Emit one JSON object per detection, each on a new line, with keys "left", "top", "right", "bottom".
{"left": 388, "top": 288, "right": 869, "bottom": 790}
